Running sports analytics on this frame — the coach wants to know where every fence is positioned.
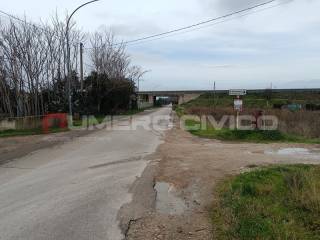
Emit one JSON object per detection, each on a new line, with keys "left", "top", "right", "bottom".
{"left": 138, "top": 102, "right": 153, "bottom": 110}
{"left": 0, "top": 116, "right": 44, "bottom": 131}
{"left": 0, "top": 114, "right": 68, "bottom": 132}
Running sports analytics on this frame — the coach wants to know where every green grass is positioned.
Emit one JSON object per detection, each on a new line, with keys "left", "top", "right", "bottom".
{"left": 0, "top": 127, "right": 68, "bottom": 138}
{"left": 184, "top": 119, "right": 320, "bottom": 144}
{"left": 174, "top": 105, "right": 185, "bottom": 117}
{"left": 212, "top": 165, "right": 320, "bottom": 240}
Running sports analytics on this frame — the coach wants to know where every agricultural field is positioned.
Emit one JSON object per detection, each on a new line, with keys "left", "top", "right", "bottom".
{"left": 182, "top": 91, "right": 320, "bottom": 110}
{"left": 176, "top": 90, "right": 320, "bottom": 142}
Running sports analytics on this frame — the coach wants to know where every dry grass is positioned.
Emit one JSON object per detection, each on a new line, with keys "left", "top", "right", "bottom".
{"left": 185, "top": 106, "right": 320, "bottom": 138}
{"left": 265, "top": 109, "right": 320, "bottom": 138}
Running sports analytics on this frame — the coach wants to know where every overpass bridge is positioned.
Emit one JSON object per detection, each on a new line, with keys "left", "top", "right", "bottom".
{"left": 137, "top": 91, "right": 208, "bottom": 107}
{"left": 137, "top": 88, "right": 320, "bottom": 108}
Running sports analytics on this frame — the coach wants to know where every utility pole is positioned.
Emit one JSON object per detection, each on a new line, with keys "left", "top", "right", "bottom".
{"left": 66, "top": 25, "right": 72, "bottom": 119}
{"left": 212, "top": 81, "right": 216, "bottom": 110}
{"left": 80, "top": 42, "right": 84, "bottom": 92}
{"left": 213, "top": 81, "right": 216, "bottom": 110}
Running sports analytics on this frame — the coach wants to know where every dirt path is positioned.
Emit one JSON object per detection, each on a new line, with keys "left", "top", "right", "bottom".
{"left": 123, "top": 115, "right": 320, "bottom": 240}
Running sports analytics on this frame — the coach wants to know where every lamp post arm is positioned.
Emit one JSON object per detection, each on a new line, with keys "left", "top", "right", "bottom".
{"left": 65, "top": 0, "right": 100, "bottom": 118}
{"left": 67, "top": 0, "right": 100, "bottom": 32}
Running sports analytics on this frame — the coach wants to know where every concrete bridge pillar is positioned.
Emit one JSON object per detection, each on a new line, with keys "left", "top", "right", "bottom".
{"left": 178, "top": 94, "right": 201, "bottom": 105}
{"left": 148, "top": 95, "right": 155, "bottom": 105}
{"left": 178, "top": 94, "right": 185, "bottom": 105}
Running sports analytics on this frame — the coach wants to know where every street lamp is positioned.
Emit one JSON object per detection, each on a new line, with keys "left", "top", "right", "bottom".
{"left": 66, "top": 0, "right": 100, "bottom": 119}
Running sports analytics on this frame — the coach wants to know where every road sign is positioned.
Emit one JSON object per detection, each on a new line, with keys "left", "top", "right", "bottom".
{"left": 234, "top": 99, "right": 243, "bottom": 112}
{"left": 229, "top": 89, "right": 247, "bottom": 96}
{"left": 234, "top": 99, "right": 243, "bottom": 129}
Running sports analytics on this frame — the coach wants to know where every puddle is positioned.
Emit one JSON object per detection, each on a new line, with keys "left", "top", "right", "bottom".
{"left": 154, "top": 182, "right": 187, "bottom": 215}
{"left": 278, "top": 148, "right": 311, "bottom": 155}
{"left": 265, "top": 148, "right": 320, "bottom": 160}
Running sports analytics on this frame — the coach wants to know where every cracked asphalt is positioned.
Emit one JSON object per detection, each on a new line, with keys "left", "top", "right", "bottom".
{"left": 0, "top": 107, "right": 172, "bottom": 240}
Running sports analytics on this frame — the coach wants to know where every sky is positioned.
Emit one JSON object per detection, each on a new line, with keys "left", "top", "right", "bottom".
{"left": 1, "top": 0, "right": 320, "bottom": 90}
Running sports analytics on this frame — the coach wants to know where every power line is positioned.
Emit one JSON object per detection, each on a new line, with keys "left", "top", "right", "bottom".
{"left": 0, "top": 0, "right": 289, "bottom": 50}
{"left": 0, "top": 9, "right": 28, "bottom": 24}
{"left": 0, "top": 9, "right": 51, "bottom": 33}
{"left": 0, "top": 9, "right": 79, "bottom": 44}
{"left": 122, "top": 0, "right": 291, "bottom": 47}
{"left": 85, "top": 0, "right": 280, "bottom": 49}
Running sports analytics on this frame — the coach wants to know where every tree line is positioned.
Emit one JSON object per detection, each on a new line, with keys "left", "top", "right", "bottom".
{"left": 0, "top": 15, "right": 145, "bottom": 118}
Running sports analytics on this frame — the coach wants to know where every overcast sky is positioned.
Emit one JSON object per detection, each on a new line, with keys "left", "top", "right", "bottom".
{"left": 1, "top": 0, "right": 320, "bottom": 90}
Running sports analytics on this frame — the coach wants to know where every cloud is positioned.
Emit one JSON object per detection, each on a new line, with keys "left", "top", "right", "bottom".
{"left": 217, "top": 0, "right": 263, "bottom": 11}
{"left": 202, "top": 64, "right": 238, "bottom": 69}
{"left": 200, "top": 0, "right": 295, "bottom": 14}
{"left": 199, "top": 0, "right": 265, "bottom": 14}
{"left": 109, "top": 22, "right": 162, "bottom": 38}
{"left": 5, "top": 0, "right": 320, "bottom": 90}
{"left": 279, "top": 79, "right": 320, "bottom": 89}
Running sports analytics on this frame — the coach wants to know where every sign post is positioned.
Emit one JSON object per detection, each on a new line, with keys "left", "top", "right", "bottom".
{"left": 234, "top": 97, "right": 243, "bottom": 129}
{"left": 230, "top": 90, "right": 246, "bottom": 130}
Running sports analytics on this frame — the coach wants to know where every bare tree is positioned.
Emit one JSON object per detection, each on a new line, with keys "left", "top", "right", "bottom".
{"left": 90, "top": 29, "right": 130, "bottom": 79}
{"left": 0, "top": 14, "right": 84, "bottom": 117}
{"left": 0, "top": 16, "right": 145, "bottom": 118}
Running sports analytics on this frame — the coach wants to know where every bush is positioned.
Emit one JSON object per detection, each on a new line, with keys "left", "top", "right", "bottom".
{"left": 79, "top": 72, "right": 136, "bottom": 115}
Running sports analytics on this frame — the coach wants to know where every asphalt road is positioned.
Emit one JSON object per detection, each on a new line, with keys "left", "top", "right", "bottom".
{"left": 0, "top": 107, "right": 172, "bottom": 240}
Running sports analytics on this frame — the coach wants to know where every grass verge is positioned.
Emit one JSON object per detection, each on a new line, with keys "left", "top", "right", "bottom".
{"left": 174, "top": 105, "right": 185, "bottom": 117}
{"left": 212, "top": 165, "right": 320, "bottom": 240}
{"left": 73, "top": 109, "right": 147, "bottom": 126}
{"left": 0, "top": 127, "right": 68, "bottom": 138}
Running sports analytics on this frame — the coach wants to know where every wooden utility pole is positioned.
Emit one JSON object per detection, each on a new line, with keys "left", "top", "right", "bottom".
{"left": 80, "top": 42, "right": 84, "bottom": 92}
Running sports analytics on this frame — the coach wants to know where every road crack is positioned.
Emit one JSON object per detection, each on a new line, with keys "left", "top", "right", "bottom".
{"left": 89, "top": 157, "right": 143, "bottom": 169}
{"left": 124, "top": 218, "right": 142, "bottom": 240}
